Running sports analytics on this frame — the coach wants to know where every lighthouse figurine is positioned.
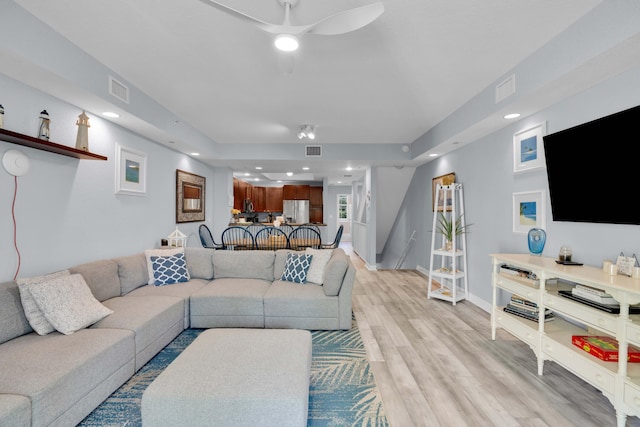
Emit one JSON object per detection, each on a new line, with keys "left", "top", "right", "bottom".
{"left": 38, "top": 110, "right": 50, "bottom": 140}
{"left": 75, "top": 111, "right": 90, "bottom": 151}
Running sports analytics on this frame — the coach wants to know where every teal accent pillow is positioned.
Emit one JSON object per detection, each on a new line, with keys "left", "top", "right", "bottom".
{"left": 150, "top": 252, "right": 190, "bottom": 286}
{"left": 281, "top": 253, "right": 313, "bottom": 284}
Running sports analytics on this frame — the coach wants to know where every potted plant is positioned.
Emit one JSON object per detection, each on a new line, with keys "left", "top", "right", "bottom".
{"left": 436, "top": 213, "right": 471, "bottom": 250}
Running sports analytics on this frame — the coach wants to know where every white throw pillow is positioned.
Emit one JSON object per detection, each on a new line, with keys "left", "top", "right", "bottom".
{"left": 28, "top": 274, "right": 113, "bottom": 335}
{"left": 144, "top": 248, "right": 186, "bottom": 285}
{"left": 305, "top": 248, "right": 334, "bottom": 285}
{"left": 17, "top": 270, "right": 71, "bottom": 335}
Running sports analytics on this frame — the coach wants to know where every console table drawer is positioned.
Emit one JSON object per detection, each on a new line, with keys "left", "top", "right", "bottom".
{"left": 494, "top": 307, "right": 537, "bottom": 346}
{"left": 544, "top": 293, "right": 617, "bottom": 335}
{"left": 624, "top": 381, "right": 640, "bottom": 417}
{"left": 542, "top": 336, "right": 615, "bottom": 395}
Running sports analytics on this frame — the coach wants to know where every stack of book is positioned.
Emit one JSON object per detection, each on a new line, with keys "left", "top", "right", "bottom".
{"left": 571, "top": 284, "right": 618, "bottom": 305}
{"left": 504, "top": 294, "right": 555, "bottom": 322}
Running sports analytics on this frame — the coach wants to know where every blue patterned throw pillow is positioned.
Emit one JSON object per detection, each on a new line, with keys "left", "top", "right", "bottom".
{"left": 281, "top": 252, "right": 313, "bottom": 284}
{"left": 150, "top": 252, "right": 190, "bottom": 286}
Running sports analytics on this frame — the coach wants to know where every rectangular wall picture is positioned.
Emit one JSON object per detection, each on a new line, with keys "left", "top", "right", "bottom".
{"left": 115, "top": 144, "right": 147, "bottom": 196}
{"left": 176, "top": 169, "right": 205, "bottom": 223}
{"left": 512, "top": 190, "right": 545, "bottom": 233}
{"left": 513, "top": 122, "right": 546, "bottom": 173}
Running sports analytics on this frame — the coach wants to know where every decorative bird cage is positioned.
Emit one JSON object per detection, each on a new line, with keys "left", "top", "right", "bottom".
{"left": 167, "top": 227, "right": 187, "bottom": 247}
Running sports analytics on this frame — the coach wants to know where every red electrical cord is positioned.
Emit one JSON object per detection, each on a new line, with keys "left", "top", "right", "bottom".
{"left": 12, "top": 175, "right": 21, "bottom": 281}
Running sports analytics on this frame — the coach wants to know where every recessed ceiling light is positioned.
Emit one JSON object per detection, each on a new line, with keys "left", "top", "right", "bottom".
{"left": 102, "top": 112, "right": 119, "bottom": 118}
{"left": 255, "top": 166, "right": 262, "bottom": 170}
{"left": 286, "top": 172, "right": 293, "bottom": 177}
{"left": 277, "top": 180, "right": 282, "bottom": 183}
{"left": 429, "top": 153, "right": 438, "bottom": 157}
{"left": 337, "top": 181, "right": 342, "bottom": 184}
{"left": 504, "top": 113, "right": 521, "bottom": 119}
{"left": 244, "top": 173, "right": 250, "bottom": 176}
{"left": 302, "top": 167, "right": 309, "bottom": 170}
{"left": 346, "top": 167, "right": 353, "bottom": 171}
{"left": 254, "top": 178, "right": 259, "bottom": 181}
{"left": 190, "top": 152, "right": 200, "bottom": 156}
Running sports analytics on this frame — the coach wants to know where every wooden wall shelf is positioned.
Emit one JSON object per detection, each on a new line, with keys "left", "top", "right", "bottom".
{"left": 0, "top": 128, "right": 107, "bottom": 160}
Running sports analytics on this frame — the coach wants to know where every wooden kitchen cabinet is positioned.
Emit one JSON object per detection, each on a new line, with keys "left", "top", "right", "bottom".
{"left": 283, "top": 185, "right": 310, "bottom": 200}
{"left": 252, "top": 186, "right": 266, "bottom": 212}
{"left": 309, "top": 186, "right": 323, "bottom": 207}
{"left": 266, "top": 187, "right": 283, "bottom": 212}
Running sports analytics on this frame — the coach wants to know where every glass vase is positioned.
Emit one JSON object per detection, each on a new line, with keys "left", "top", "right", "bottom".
{"left": 527, "top": 228, "right": 546, "bottom": 256}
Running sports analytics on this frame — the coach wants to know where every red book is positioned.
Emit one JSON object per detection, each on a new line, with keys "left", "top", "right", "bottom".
{"left": 572, "top": 336, "right": 640, "bottom": 363}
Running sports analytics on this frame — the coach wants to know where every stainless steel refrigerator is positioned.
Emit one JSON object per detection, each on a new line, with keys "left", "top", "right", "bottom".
{"left": 283, "top": 200, "right": 309, "bottom": 224}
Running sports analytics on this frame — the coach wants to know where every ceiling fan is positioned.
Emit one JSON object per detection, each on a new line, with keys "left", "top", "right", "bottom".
{"left": 200, "top": 0, "right": 384, "bottom": 73}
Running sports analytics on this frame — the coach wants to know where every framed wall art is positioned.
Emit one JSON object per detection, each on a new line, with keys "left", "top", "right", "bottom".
{"left": 432, "top": 172, "right": 456, "bottom": 212}
{"left": 176, "top": 169, "right": 205, "bottom": 223}
{"left": 513, "top": 121, "right": 547, "bottom": 173}
{"left": 115, "top": 143, "right": 147, "bottom": 196}
{"left": 512, "top": 190, "right": 545, "bottom": 233}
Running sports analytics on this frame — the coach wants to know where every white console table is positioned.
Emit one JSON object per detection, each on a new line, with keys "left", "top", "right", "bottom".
{"left": 491, "top": 254, "right": 640, "bottom": 427}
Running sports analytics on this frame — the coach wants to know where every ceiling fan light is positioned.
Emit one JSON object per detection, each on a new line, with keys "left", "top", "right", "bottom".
{"left": 275, "top": 34, "right": 299, "bottom": 52}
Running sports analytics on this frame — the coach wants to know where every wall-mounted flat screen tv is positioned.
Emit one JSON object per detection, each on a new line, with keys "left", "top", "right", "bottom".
{"left": 543, "top": 104, "right": 640, "bottom": 225}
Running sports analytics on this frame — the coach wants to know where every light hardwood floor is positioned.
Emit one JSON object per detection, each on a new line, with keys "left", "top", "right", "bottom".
{"left": 340, "top": 243, "right": 640, "bottom": 427}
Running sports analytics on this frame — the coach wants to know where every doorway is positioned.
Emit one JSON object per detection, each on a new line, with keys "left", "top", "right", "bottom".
{"left": 337, "top": 194, "right": 352, "bottom": 242}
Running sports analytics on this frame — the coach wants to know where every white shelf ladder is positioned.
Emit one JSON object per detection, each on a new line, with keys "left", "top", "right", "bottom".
{"left": 427, "top": 183, "right": 469, "bottom": 304}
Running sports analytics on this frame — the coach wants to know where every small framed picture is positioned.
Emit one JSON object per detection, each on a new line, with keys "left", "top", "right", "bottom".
{"left": 513, "top": 122, "right": 546, "bottom": 173}
{"left": 432, "top": 172, "right": 456, "bottom": 212}
{"left": 176, "top": 169, "right": 206, "bottom": 223}
{"left": 512, "top": 190, "right": 545, "bottom": 233}
{"left": 115, "top": 144, "right": 147, "bottom": 196}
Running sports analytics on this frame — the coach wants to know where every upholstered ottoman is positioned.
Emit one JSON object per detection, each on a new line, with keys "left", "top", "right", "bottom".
{"left": 141, "top": 328, "right": 312, "bottom": 427}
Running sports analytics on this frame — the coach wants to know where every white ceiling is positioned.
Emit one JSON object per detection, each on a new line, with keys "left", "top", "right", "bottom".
{"left": 12, "top": 0, "right": 602, "bottom": 184}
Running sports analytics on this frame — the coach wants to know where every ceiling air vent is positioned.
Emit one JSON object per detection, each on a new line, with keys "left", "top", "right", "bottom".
{"left": 495, "top": 74, "right": 515, "bottom": 103}
{"left": 109, "top": 76, "right": 130, "bottom": 104}
{"left": 305, "top": 145, "right": 322, "bottom": 157}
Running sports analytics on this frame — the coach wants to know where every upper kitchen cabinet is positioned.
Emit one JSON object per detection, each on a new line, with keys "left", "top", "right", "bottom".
{"left": 266, "top": 187, "right": 283, "bottom": 212}
{"left": 252, "top": 186, "right": 266, "bottom": 212}
{"left": 283, "top": 185, "right": 310, "bottom": 200}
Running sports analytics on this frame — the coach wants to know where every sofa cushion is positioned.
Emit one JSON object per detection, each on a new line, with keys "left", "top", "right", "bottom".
{"left": 17, "top": 270, "right": 70, "bottom": 335}
{"left": 274, "top": 249, "right": 292, "bottom": 279}
{"left": 305, "top": 248, "right": 334, "bottom": 284}
{"left": 145, "top": 248, "right": 185, "bottom": 285}
{"left": 93, "top": 295, "right": 184, "bottom": 371}
{"left": 28, "top": 274, "right": 113, "bottom": 335}
{"left": 281, "top": 252, "right": 313, "bottom": 284}
{"left": 322, "top": 249, "right": 349, "bottom": 296}
{"left": 113, "top": 253, "right": 148, "bottom": 295}
{"left": 0, "top": 394, "right": 30, "bottom": 427}
{"left": 149, "top": 252, "right": 190, "bottom": 286}
{"left": 185, "top": 247, "right": 214, "bottom": 280}
{"left": 70, "top": 259, "right": 121, "bottom": 302}
{"left": 0, "top": 281, "right": 33, "bottom": 344}
{"left": 0, "top": 328, "right": 134, "bottom": 427}
{"left": 213, "top": 250, "right": 275, "bottom": 281}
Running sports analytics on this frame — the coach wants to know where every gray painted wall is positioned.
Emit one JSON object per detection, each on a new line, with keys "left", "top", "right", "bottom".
{"left": 0, "top": 74, "right": 222, "bottom": 280}
{"left": 379, "top": 64, "right": 640, "bottom": 309}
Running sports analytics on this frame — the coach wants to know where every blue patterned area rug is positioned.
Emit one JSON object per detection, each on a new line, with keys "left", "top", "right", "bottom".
{"left": 79, "top": 320, "right": 388, "bottom": 427}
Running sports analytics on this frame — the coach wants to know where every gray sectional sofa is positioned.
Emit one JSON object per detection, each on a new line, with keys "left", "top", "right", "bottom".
{"left": 0, "top": 247, "right": 355, "bottom": 427}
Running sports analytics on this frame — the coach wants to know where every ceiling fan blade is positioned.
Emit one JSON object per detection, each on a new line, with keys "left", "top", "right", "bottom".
{"left": 306, "top": 2, "right": 384, "bottom": 36}
{"left": 199, "top": 0, "right": 282, "bottom": 33}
